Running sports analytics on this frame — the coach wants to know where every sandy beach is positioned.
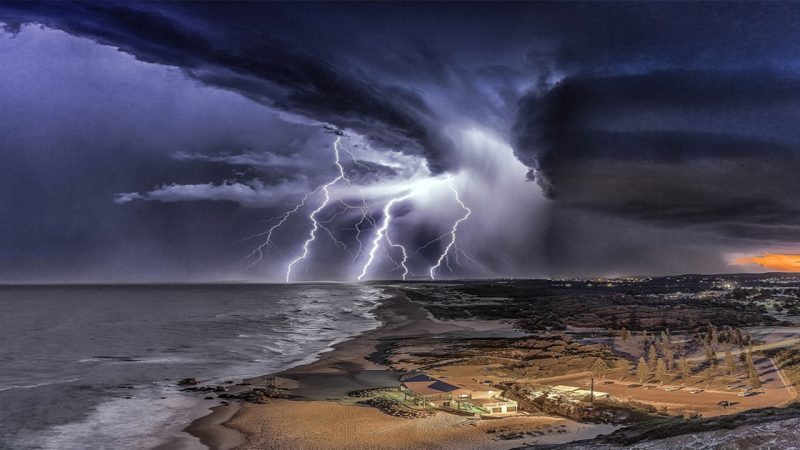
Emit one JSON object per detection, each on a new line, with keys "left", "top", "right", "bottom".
{"left": 185, "top": 287, "right": 604, "bottom": 450}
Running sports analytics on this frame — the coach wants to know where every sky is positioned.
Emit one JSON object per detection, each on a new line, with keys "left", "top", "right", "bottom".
{"left": 1, "top": 2, "right": 800, "bottom": 282}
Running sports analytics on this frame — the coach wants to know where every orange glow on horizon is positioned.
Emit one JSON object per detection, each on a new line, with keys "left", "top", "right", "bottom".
{"left": 735, "top": 253, "right": 800, "bottom": 272}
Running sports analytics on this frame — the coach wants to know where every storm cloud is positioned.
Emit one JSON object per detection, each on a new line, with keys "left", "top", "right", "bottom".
{"left": 4, "top": 2, "right": 800, "bottom": 281}
{"left": 513, "top": 71, "right": 800, "bottom": 242}
{"left": 0, "top": 2, "right": 453, "bottom": 172}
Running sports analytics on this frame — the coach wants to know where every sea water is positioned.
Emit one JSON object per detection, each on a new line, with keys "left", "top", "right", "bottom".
{"left": 0, "top": 283, "right": 385, "bottom": 449}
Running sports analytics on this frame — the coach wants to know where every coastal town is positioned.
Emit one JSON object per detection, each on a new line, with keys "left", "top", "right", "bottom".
{"left": 180, "top": 273, "right": 800, "bottom": 449}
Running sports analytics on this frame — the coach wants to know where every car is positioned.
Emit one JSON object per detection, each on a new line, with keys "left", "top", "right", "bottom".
{"left": 689, "top": 389, "right": 704, "bottom": 394}
{"left": 738, "top": 391, "right": 756, "bottom": 397}
{"left": 718, "top": 400, "right": 732, "bottom": 408}
{"left": 664, "top": 386, "right": 681, "bottom": 392}
{"left": 627, "top": 384, "right": 642, "bottom": 388}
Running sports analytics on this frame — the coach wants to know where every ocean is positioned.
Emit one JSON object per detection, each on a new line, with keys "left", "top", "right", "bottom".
{"left": 0, "top": 283, "right": 385, "bottom": 449}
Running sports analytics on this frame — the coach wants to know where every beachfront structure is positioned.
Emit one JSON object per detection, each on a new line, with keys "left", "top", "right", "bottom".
{"left": 532, "top": 385, "right": 611, "bottom": 403}
{"left": 400, "top": 374, "right": 518, "bottom": 415}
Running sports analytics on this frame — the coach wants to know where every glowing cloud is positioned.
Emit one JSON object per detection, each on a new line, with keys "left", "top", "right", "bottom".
{"left": 734, "top": 253, "right": 800, "bottom": 272}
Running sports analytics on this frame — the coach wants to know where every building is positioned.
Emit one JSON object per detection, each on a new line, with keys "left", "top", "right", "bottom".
{"left": 400, "top": 374, "right": 518, "bottom": 415}
{"left": 530, "top": 385, "right": 611, "bottom": 404}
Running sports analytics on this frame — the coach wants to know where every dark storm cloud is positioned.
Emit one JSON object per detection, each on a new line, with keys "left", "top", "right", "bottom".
{"left": 513, "top": 70, "right": 800, "bottom": 242}
{"left": 0, "top": 2, "right": 452, "bottom": 173}
{"left": 5, "top": 1, "right": 800, "bottom": 280}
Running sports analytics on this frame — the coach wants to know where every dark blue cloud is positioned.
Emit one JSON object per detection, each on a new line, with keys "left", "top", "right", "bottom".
{"left": 4, "top": 1, "right": 800, "bottom": 279}
{"left": 513, "top": 70, "right": 800, "bottom": 241}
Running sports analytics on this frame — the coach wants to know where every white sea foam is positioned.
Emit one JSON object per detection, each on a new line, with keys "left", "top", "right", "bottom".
{"left": 20, "top": 387, "right": 204, "bottom": 450}
{"left": 2, "top": 283, "right": 387, "bottom": 450}
{"left": 0, "top": 379, "right": 79, "bottom": 392}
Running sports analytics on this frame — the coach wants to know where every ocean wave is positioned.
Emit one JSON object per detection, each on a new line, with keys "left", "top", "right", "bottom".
{"left": 0, "top": 378, "right": 79, "bottom": 392}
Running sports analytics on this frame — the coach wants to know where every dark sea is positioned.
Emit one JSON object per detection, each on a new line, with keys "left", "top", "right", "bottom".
{"left": 0, "top": 284, "right": 385, "bottom": 449}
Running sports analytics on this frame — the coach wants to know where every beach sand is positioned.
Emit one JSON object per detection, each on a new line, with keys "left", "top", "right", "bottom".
{"left": 228, "top": 400, "right": 565, "bottom": 450}
{"left": 185, "top": 287, "right": 605, "bottom": 449}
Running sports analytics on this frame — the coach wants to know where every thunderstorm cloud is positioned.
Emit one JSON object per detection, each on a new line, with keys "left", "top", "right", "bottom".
{"left": 3, "top": 2, "right": 800, "bottom": 281}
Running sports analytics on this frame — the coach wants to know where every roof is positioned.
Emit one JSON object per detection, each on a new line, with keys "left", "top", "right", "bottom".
{"left": 551, "top": 385, "right": 580, "bottom": 392}
{"left": 428, "top": 380, "right": 459, "bottom": 393}
{"left": 453, "top": 382, "right": 494, "bottom": 392}
{"left": 573, "top": 389, "right": 609, "bottom": 397}
{"left": 402, "top": 376, "right": 460, "bottom": 397}
{"left": 403, "top": 381, "right": 452, "bottom": 397}
{"left": 402, "top": 374, "right": 436, "bottom": 383}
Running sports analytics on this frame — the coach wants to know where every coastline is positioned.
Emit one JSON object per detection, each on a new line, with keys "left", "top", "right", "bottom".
{"left": 184, "top": 287, "right": 421, "bottom": 449}
{"left": 185, "top": 286, "right": 613, "bottom": 450}
{"left": 183, "top": 288, "right": 418, "bottom": 450}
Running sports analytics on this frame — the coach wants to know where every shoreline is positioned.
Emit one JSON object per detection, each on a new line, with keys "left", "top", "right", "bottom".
{"left": 185, "top": 286, "right": 611, "bottom": 450}
{"left": 183, "top": 286, "right": 418, "bottom": 449}
{"left": 181, "top": 404, "right": 245, "bottom": 450}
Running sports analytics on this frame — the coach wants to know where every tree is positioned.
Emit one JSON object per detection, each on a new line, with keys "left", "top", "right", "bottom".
{"left": 665, "top": 347, "right": 674, "bottom": 372}
{"left": 637, "top": 357, "right": 649, "bottom": 383}
{"left": 656, "top": 358, "right": 669, "bottom": 385}
{"left": 724, "top": 345, "right": 735, "bottom": 376}
{"left": 705, "top": 347, "right": 717, "bottom": 368}
{"left": 732, "top": 328, "right": 742, "bottom": 347}
{"left": 617, "top": 359, "right": 631, "bottom": 381}
{"left": 703, "top": 367, "right": 714, "bottom": 387}
{"left": 648, "top": 345, "right": 659, "bottom": 372}
{"left": 679, "top": 357, "right": 692, "bottom": 384}
{"left": 673, "top": 340, "right": 684, "bottom": 359}
{"left": 749, "top": 369, "right": 763, "bottom": 392}
{"left": 745, "top": 351, "right": 755, "bottom": 374}
{"left": 592, "top": 358, "right": 609, "bottom": 379}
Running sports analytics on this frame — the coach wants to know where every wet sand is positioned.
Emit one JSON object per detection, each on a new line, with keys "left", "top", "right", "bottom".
{"left": 181, "top": 404, "right": 245, "bottom": 450}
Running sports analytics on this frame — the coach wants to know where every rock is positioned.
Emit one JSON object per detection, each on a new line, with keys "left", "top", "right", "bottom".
{"left": 177, "top": 378, "right": 198, "bottom": 386}
{"left": 214, "top": 385, "right": 227, "bottom": 392}
{"left": 358, "top": 398, "right": 433, "bottom": 419}
{"left": 347, "top": 388, "right": 383, "bottom": 398}
{"left": 204, "top": 396, "right": 214, "bottom": 400}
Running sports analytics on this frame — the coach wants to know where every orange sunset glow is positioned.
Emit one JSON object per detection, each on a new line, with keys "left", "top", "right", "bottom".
{"left": 735, "top": 253, "right": 800, "bottom": 272}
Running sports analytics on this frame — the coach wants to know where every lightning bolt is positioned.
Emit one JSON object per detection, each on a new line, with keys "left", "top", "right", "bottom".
{"left": 386, "top": 230, "right": 411, "bottom": 279}
{"left": 285, "top": 135, "right": 347, "bottom": 282}
{"left": 357, "top": 193, "right": 414, "bottom": 281}
{"left": 321, "top": 199, "right": 375, "bottom": 261}
{"left": 429, "top": 175, "right": 472, "bottom": 280}
{"left": 245, "top": 187, "right": 321, "bottom": 267}
{"left": 411, "top": 232, "right": 450, "bottom": 257}
{"left": 338, "top": 146, "right": 374, "bottom": 260}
